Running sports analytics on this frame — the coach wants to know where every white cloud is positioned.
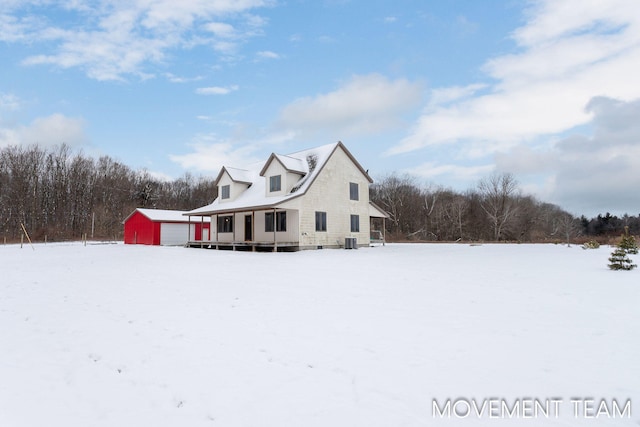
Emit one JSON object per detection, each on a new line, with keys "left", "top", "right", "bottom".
{"left": 405, "top": 162, "right": 494, "bottom": 182}
{"left": 277, "top": 74, "right": 423, "bottom": 138}
{"left": 204, "top": 22, "right": 237, "bottom": 38}
{"left": 169, "top": 135, "right": 262, "bottom": 173}
{"left": 256, "top": 50, "right": 280, "bottom": 59}
{"left": 145, "top": 169, "right": 175, "bottom": 182}
{"left": 427, "top": 84, "right": 487, "bottom": 108}
{"left": 495, "top": 97, "right": 640, "bottom": 216}
{"left": 5, "top": 0, "right": 271, "bottom": 81}
{"left": 195, "top": 85, "right": 239, "bottom": 95}
{"left": 0, "top": 93, "right": 21, "bottom": 111}
{"left": 0, "top": 113, "right": 87, "bottom": 148}
{"left": 388, "top": 0, "right": 640, "bottom": 156}
{"left": 169, "top": 127, "right": 296, "bottom": 173}
{"left": 165, "top": 73, "right": 203, "bottom": 83}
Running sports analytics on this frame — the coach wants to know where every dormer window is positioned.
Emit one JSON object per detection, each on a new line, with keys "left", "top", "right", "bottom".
{"left": 221, "top": 185, "right": 230, "bottom": 199}
{"left": 270, "top": 175, "right": 281, "bottom": 192}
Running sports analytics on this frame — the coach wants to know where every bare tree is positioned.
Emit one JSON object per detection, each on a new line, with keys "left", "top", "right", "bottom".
{"left": 371, "top": 173, "right": 421, "bottom": 237}
{"left": 439, "top": 191, "right": 468, "bottom": 241}
{"left": 556, "top": 212, "right": 580, "bottom": 246}
{"left": 0, "top": 144, "right": 216, "bottom": 241}
{"left": 420, "top": 185, "right": 442, "bottom": 240}
{"left": 477, "top": 172, "right": 519, "bottom": 241}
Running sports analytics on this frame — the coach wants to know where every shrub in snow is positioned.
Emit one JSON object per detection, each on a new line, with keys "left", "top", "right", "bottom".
{"left": 582, "top": 240, "right": 600, "bottom": 250}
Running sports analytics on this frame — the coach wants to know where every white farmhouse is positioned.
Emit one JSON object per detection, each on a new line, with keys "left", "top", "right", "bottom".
{"left": 185, "top": 141, "right": 388, "bottom": 251}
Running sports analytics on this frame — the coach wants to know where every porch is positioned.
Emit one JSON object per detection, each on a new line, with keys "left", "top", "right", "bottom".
{"left": 186, "top": 240, "right": 299, "bottom": 252}
{"left": 186, "top": 208, "right": 300, "bottom": 251}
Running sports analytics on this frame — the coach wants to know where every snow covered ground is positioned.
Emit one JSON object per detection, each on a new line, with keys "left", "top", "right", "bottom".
{"left": 1, "top": 242, "right": 638, "bottom": 426}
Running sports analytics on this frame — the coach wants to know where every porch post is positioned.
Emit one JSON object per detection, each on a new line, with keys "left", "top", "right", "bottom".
{"left": 383, "top": 217, "right": 386, "bottom": 246}
{"left": 215, "top": 215, "right": 218, "bottom": 246}
{"left": 200, "top": 215, "right": 204, "bottom": 248}
{"left": 273, "top": 207, "right": 277, "bottom": 252}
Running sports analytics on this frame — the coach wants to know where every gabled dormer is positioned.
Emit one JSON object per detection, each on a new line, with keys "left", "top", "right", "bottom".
{"left": 259, "top": 153, "right": 306, "bottom": 197}
{"left": 215, "top": 166, "right": 252, "bottom": 203}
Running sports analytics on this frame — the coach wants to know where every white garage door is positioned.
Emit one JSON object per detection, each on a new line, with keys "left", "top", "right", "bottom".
{"left": 160, "top": 223, "right": 189, "bottom": 246}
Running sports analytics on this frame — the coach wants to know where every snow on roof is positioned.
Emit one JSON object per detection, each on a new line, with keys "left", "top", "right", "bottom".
{"left": 187, "top": 142, "right": 344, "bottom": 215}
{"left": 223, "top": 167, "right": 253, "bottom": 184}
{"left": 369, "top": 201, "right": 390, "bottom": 218}
{"left": 273, "top": 154, "right": 306, "bottom": 174}
{"left": 129, "top": 208, "right": 211, "bottom": 223}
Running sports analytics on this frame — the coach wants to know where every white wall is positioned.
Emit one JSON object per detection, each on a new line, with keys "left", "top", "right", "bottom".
{"left": 217, "top": 172, "right": 249, "bottom": 203}
{"left": 253, "top": 210, "right": 299, "bottom": 243}
{"left": 262, "top": 160, "right": 304, "bottom": 198}
{"left": 281, "top": 146, "right": 371, "bottom": 248}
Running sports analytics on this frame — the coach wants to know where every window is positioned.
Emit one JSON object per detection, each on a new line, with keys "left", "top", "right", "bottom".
{"left": 265, "top": 211, "right": 287, "bottom": 232}
{"left": 315, "top": 211, "right": 327, "bottom": 232}
{"left": 270, "top": 175, "right": 281, "bottom": 192}
{"left": 221, "top": 185, "right": 230, "bottom": 199}
{"left": 276, "top": 211, "right": 287, "bottom": 232}
{"left": 350, "top": 214, "right": 360, "bottom": 232}
{"left": 218, "top": 215, "right": 233, "bottom": 233}
{"left": 265, "top": 212, "right": 274, "bottom": 232}
{"left": 349, "top": 182, "right": 359, "bottom": 200}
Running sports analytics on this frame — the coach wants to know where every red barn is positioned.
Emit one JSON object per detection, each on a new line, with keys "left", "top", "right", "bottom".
{"left": 123, "top": 208, "right": 210, "bottom": 246}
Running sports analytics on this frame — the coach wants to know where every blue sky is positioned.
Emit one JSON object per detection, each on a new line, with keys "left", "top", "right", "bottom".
{"left": 1, "top": 0, "right": 639, "bottom": 217}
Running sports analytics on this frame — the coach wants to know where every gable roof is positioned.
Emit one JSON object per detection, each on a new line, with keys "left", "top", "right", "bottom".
{"left": 124, "top": 208, "right": 210, "bottom": 223}
{"left": 369, "top": 201, "right": 390, "bottom": 218}
{"left": 214, "top": 166, "right": 253, "bottom": 186}
{"left": 186, "top": 141, "right": 372, "bottom": 216}
{"left": 259, "top": 153, "right": 306, "bottom": 176}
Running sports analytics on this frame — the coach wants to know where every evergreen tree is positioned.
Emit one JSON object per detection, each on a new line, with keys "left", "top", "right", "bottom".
{"left": 619, "top": 226, "right": 639, "bottom": 254}
{"left": 608, "top": 226, "right": 637, "bottom": 270}
{"left": 608, "top": 247, "right": 637, "bottom": 270}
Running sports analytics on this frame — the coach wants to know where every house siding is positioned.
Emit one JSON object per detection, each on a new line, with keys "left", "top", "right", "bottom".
{"left": 217, "top": 172, "right": 250, "bottom": 203}
{"left": 281, "top": 146, "right": 370, "bottom": 248}
{"left": 253, "top": 209, "right": 299, "bottom": 243}
{"left": 211, "top": 210, "right": 299, "bottom": 243}
{"left": 262, "top": 160, "right": 303, "bottom": 197}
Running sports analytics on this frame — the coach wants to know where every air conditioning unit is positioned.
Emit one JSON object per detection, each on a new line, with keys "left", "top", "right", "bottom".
{"left": 344, "top": 237, "right": 357, "bottom": 249}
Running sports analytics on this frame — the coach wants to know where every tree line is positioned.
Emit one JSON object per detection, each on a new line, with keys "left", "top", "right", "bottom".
{"left": 1, "top": 144, "right": 637, "bottom": 243}
{"left": 0, "top": 144, "right": 216, "bottom": 242}
{"left": 370, "top": 172, "right": 640, "bottom": 243}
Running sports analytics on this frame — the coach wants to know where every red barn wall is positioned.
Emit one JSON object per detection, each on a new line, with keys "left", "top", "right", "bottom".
{"left": 124, "top": 211, "right": 159, "bottom": 245}
{"left": 125, "top": 210, "right": 210, "bottom": 245}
